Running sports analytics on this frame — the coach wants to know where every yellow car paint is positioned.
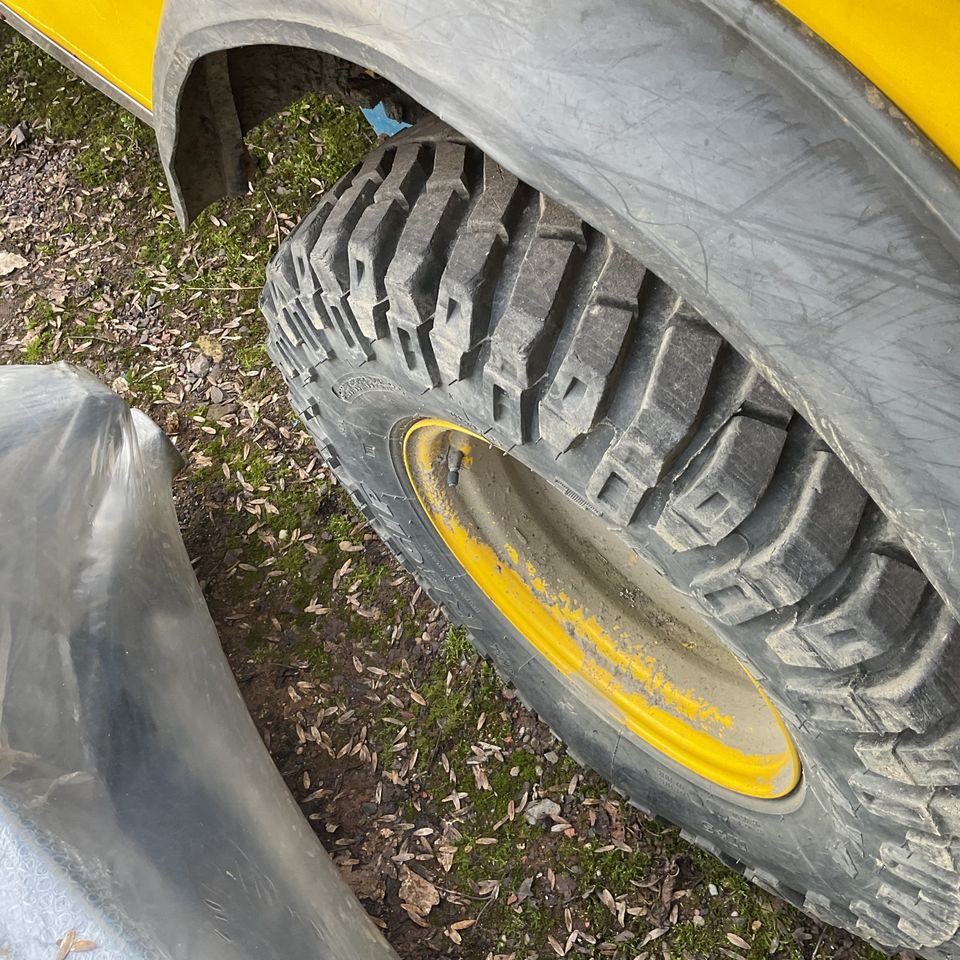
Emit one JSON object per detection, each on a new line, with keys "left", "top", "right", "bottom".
{"left": 4, "top": 0, "right": 162, "bottom": 110}
{"left": 778, "top": 0, "right": 960, "bottom": 169}
{"left": 403, "top": 418, "right": 800, "bottom": 799}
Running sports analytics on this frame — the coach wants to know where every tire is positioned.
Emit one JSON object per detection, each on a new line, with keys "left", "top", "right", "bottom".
{"left": 261, "top": 120, "right": 960, "bottom": 958}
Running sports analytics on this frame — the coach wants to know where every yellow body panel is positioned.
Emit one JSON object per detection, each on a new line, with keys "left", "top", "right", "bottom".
{"left": 778, "top": 0, "right": 960, "bottom": 168}
{"left": 5, "top": 0, "right": 162, "bottom": 109}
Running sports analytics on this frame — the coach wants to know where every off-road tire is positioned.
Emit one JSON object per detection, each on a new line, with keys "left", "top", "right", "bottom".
{"left": 261, "top": 119, "right": 960, "bottom": 958}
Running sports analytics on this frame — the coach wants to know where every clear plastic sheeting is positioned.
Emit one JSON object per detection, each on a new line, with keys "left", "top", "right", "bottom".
{"left": 0, "top": 364, "right": 398, "bottom": 960}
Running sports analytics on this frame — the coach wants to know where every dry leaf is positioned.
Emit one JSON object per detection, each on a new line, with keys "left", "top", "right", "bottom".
{"left": 0, "top": 252, "right": 27, "bottom": 276}
{"left": 638, "top": 927, "right": 668, "bottom": 948}
{"left": 398, "top": 864, "right": 440, "bottom": 917}
{"left": 436, "top": 845, "right": 456, "bottom": 872}
{"left": 55, "top": 930, "right": 76, "bottom": 960}
{"left": 400, "top": 903, "right": 430, "bottom": 927}
{"left": 599, "top": 887, "right": 617, "bottom": 915}
{"left": 547, "top": 934, "right": 566, "bottom": 957}
{"left": 726, "top": 933, "right": 751, "bottom": 950}
{"left": 447, "top": 918, "right": 476, "bottom": 945}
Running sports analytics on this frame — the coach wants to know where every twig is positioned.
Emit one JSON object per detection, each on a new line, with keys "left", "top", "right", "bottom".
{"left": 61, "top": 334, "right": 119, "bottom": 344}
{"left": 183, "top": 285, "right": 262, "bottom": 291}
{"left": 264, "top": 192, "right": 282, "bottom": 249}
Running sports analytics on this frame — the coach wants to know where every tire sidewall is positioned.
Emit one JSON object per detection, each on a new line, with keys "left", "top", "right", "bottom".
{"left": 302, "top": 364, "right": 857, "bottom": 909}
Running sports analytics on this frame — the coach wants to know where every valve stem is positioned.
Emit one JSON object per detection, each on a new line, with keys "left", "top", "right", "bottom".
{"left": 446, "top": 444, "right": 466, "bottom": 487}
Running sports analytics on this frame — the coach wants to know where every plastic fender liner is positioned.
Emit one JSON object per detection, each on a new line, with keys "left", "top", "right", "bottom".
{"left": 0, "top": 364, "right": 398, "bottom": 960}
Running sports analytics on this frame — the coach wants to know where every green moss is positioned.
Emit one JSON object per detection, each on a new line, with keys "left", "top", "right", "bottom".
{"left": 247, "top": 94, "right": 372, "bottom": 203}
{"left": 558, "top": 836, "right": 653, "bottom": 891}
{"left": 22, "top": 329, "right": 53, "bottom": 363}
{"left": 20, "top": 301, "right": 58, "bottom": 362}
{"left": 237, "top": 342, "right": 269, "bottom": 371}
{"left": 351, "top": 557, "right": 387, "bottom": 595}
{"left": 324, "top": 512, "right": 357, "bottom": 541}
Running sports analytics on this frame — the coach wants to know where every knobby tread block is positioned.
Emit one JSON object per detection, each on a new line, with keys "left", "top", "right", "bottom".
{"left": 539, "top": 244, "right": 645, "bottom": 452}
{"left": 690, "top": 450, "right": 867, "bottom": 624}
{"left": 587, "top": 315, "right": 722, "bottom": 526}
{"left": 767, "top": 552, "right": 926, "bottom": 669}
{"left": 484, "top": 196, "right": 588, "bottom": 444}
{"left": 432, "top": 154, "right": 528, "bottom": 384}
{"left": 347, "top": 142, "right": 430, "bottom": 339}
{"left": 655, "top": 415, "right": 787, "bottom": 550}
{"left": 260, "top": 120, "right": 960, "bottom": 958}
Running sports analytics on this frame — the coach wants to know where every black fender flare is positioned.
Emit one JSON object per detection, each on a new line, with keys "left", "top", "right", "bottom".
{"left": 153, "top": 0, "right": 960, "bottom": 615}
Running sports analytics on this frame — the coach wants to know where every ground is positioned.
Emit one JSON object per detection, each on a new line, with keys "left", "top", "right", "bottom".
{"left": 0, "top": 24, "right": 896, "bottom": 960}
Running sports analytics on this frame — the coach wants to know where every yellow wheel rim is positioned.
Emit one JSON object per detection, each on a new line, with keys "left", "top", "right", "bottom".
{"left": 403, "top": 418, "right": 800, "bottom": 799}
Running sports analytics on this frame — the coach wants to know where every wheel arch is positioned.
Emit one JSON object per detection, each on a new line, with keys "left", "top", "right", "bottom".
{"left": 152, "top": 0, "right": 960, "bottom": 620}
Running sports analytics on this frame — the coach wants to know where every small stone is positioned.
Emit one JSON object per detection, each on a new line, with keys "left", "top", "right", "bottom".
{"left": 554, "top": 873, "right": 578, "bottom": 898}
{"left": 187, "top": 354, "right": 211, "bottom": 376}
{"left": 523, "top": 798, "right": 561, "bottom": 825}
{"left": 543, "top": 750, "right": 559, "bottom": 764}
{"left": 7, "top": 122, "right": 28, "bottom": 148}
{"left": 205, "top": 402, "right": 237, "bottom": 422}
{"left": 708, "top": 883, "right": 718, "bottom": 896}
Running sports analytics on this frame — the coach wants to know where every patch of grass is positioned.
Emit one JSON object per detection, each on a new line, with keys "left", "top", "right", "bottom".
{"left": 247, "top": 94, "right": 371, "bottom": 208}
{"left": 439, "top": 625, "right": 473, "bottom": 665}
{"left": 559, "top": 836, "right": 654, "bottom": 892}
{"left": 324, "top": 512, "right": 357, "bottom": 541}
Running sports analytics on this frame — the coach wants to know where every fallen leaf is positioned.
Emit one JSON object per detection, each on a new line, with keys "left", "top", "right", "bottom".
{"left": 55, "top": 930, "right": 76, "bottom": 960}
{"left": 547, "top": 934, "right": 566, "bottom": 957}
{"left": 339, "top": 864, "right": 384, "bottom": 901}
{"left": 0, "top": 252, "right": 28, "bottom": 277}
{"left": 436, "top": 845, "right": 456, "bottom": 872}
{"left": 638, "top": 927, "right": 668, "bottom": 948}
{"left": 447, "top": 918, "right": 476, "bottom": 944}
{"left": 398, "top": 864, "right": 440, "bottom": 917}
{"left": 6, "top": 122, "right": 28, "bottom": 148}
{"left": 515, "top": 876, "right": 534, "bottom": 904}
{"left": 727, "top": 933, "right": 751, "bottom": 950}
{"left": 400, "top": 903, "right": 430, "bottom": 927}
{"left": 599, "top": 887, "right": 617, "bottom": 915}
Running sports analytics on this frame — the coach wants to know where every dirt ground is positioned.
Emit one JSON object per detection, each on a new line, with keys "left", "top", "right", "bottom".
{"left": 0, "top": 24, "right": 899, "bottom": 960}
